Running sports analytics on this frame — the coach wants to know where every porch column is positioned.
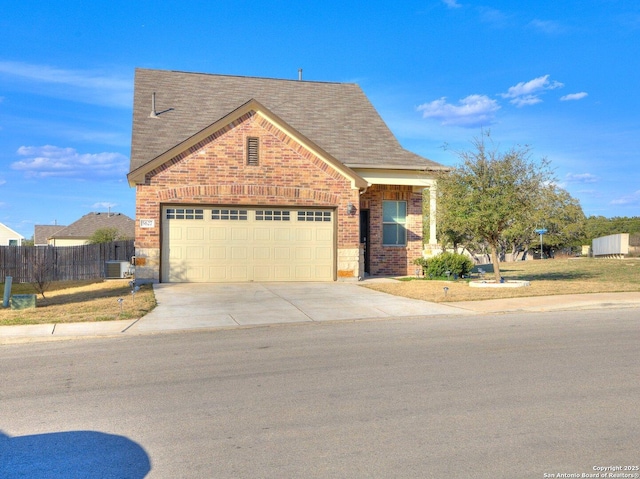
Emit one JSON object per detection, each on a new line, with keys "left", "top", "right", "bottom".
{"left": 429, "top": 184, "right": 437, "bottom": 245}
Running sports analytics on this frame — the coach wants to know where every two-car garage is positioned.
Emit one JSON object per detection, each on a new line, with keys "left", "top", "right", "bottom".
{"left": 161, "top": 206, "right": 335, "bottom": 282}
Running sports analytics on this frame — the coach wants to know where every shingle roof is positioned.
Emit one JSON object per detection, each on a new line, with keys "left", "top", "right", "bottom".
{"left": 34, "top": 225, "right": 67, "bottom": 245}
{"left": 129, "top": 68, "right": 447, "bottom": 174}
{"left": 49, "top": 213, "right": 134, "bottom": 240}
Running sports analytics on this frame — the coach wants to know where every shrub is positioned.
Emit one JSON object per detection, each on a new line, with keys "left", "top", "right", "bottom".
{"left": 413, "top": 252, "right": 474, "bottom": 279}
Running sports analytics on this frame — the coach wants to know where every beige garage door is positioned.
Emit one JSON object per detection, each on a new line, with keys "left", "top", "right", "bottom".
{"left": 161, "top": 207, "right": 335, "bottom": 282}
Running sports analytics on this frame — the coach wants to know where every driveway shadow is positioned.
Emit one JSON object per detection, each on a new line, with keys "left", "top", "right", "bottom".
{"left": 0, "top": 430, "right": 150, "bottom": 478}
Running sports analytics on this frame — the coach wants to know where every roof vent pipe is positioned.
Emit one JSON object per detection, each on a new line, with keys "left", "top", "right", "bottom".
{"left": 298, "top": 68, "right": 303, "bottom": 81}
{"left": 149, "top": 92, "right": 158, "bottom": 118}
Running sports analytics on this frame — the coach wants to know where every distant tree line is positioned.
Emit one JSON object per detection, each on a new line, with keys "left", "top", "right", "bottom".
{"left": 583, "top": 216, "right": 640, "bottom": 241}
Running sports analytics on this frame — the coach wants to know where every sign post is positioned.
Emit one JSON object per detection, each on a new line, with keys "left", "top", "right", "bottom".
{"left": 534, "top": 228, "right": 548, "bottom": 259}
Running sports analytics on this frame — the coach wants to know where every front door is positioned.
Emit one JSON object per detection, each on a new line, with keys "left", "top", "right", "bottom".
{"left": 359, "top": 209, "right": 370, "bottom": 275}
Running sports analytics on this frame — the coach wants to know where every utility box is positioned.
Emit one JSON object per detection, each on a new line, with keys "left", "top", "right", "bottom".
{"left": 105, "top": 261, "right": 132, "bottom": 279}
{"left": 11, "top": 294, "right": 37, "bottom": 310}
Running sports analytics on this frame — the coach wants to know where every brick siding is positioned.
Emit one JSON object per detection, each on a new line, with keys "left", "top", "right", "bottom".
{"left": 135, "top": 111, "right": 359, "bottom": 256}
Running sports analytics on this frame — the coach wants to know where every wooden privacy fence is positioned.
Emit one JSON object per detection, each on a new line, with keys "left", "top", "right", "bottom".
{"left": 0, "top": 240, "right": 135, "bottom": 283}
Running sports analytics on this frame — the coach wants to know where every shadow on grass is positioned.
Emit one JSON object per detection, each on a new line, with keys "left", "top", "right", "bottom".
{"left": 36, "top": 283, "right": 151, "bottom": 308}
{"left": 500, "top": 270, "right": 597, "bottom": 281}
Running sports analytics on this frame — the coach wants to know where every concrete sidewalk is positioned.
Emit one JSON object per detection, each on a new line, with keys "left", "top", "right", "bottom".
{"left": 2, "top": 283, "right": 639, "bottom": 343}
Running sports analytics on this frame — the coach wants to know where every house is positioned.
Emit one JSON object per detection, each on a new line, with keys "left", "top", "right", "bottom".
{"left": 34, "top": 225, "right": 67, "bottom": 246}
{"left": 0, "top": 222, "right": 25, "bottom": 246}
{"left": 46, "top": 212, "right": 134, "bottom": 246}
{"left": 128, "top": 68, "right": 448, "bottom": 283}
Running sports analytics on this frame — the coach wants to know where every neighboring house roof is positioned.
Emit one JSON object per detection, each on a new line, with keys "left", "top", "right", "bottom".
{"left": 129, "top": 68, "right": 448, "bottom": 175}
{"left": 34, "top": 225, "right": 67, "bottom": 245}
{"left": 49, "top": 213, "right": 134, "bottom": 240}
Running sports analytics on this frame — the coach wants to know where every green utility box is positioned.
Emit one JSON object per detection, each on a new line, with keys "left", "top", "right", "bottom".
{"left": 10, "top": 294, "right": 37, "bottom": 310}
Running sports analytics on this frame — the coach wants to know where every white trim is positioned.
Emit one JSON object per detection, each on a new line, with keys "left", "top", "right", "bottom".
{"left": 352, "top": 168, "right": 437, "bottom": 187}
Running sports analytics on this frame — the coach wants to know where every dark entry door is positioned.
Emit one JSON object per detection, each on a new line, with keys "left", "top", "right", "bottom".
{"left": 359, "top": 210, "right": 370, "bottom": 275}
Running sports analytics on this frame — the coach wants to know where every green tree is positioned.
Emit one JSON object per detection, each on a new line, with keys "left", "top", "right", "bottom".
{"left": 437, "top": 133, "right": 554, "bottom": 282}
{"left": 502, "top": 186, "right": 586, "bottom": 258}
{"left": 89, "top": 227, "right": 121, "bottom": 244}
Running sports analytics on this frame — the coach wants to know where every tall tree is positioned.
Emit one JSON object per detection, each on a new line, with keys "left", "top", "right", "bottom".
{"left": 437, "top": 133, "right": 554, "bottom": 282}
{"left": 89, "top": 227, "right": 121, "bottom": 244}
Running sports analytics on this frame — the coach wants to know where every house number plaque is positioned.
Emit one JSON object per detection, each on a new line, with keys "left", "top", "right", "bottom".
{"left": 139, "top": 219, "right": 155, "bottom": 228}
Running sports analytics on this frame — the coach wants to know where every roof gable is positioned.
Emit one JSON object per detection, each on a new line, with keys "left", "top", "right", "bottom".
{"left": 0, "top": 222, "right": 24, "bottom": 239}
{"left": 130, "top": 68, "right": 447, "bottom": 175}
{"left": 128, "top": 99, "right": 368, "bottom": 189}
{"left": 34, "top": 225, "right": 66, "bottom": 245}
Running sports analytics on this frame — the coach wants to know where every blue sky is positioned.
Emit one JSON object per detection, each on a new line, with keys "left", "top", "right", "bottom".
{"left": 1, "top": 0, "right": 639, "bottom": 238}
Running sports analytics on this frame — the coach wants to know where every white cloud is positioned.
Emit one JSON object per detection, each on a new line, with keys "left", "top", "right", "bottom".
{"left": 610, "top": 190, "right": 640, "bottom": 206}
{"left": 11, "top": 145, "right": 128, "bottom": 179}
{"left": 560, "top": 92, "right": 588, "bottom": 101}
{"left": 529, "top": 19, "right": 567, "bottom": 34}
{"left": 501, "top": 75, "right": 564, "bottom": 107}
{"left": 442, "top": 0, "right": 461, "bottom": 8}
{"left": 0, "top": 179, "right": 6, "bottom": 186}
{"left": 565, "top": 173, "right": 598, "bottom": 183}
{"left": 477, "top": 7, "right": 510, "bottom": 27}
{"left": 510, "top": 95, "right": 543, "bottom": 107}
{"left": 417, "top": 95, "right": 500, "bottom": 127}
{"left": 0, "top": 61, "right": 132, "bottom": 108}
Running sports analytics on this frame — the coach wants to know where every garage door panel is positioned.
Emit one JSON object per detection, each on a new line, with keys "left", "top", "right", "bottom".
{"left": 253, "top": 247, "right": 270, "bottom": 260}
{"left": 274, "top": 229, "right": 291, "bottom": 241}
{"left": 253, "top": 266, "right": 270, "bottom": 281}
{"left": 295, "top": 265, "right": 312, "bottom": 279}
{"left": 186, "top": 246, "right": 204, "bottom": 259}
{"left": 315, "top": 265, "right": 332, "bottom": 278}
{"left": 209, "top": 227, "right": 226, "bottom": 240}
{"left": 208, "top": 266, "right": 227, "bottom": 280}
{"left": 316, "top": 229, "right": 332, "bottom": 241}
{"left": 254, "top": 228, "right": 270, "bottom": 241}
{"left": 187, "top": 227, "right": 204, "bottom": 240}
{"left": 209, "top": 246, "right": 226, "bottom": 259}
{"left": 231, "top": 228, "right": 248, "bottom": 241}
{"left": 274, "top": 265, "right": 292, "bottom": 280}
{"left": 295, "top": 247, "right": 312, "bottom": 260}
{"left": 230, "top": 266, "right": 249, "bottom": 280}
{"left": 316, "top": 247, "right": 332, "bottom": 260}
{"left": 186, "top": 266, "right": 205, "bottom": 281}
{"left": 296, "top": 229, "right": 313, "bottom": 241}
{"left": 274, "top": 247, "right": 290, "bottom": 260}
{"left": 231, "top": 247, "right": 248, "bottom": 259}
{"left": 163, "top": 207, "right": 334, "bottom": 282}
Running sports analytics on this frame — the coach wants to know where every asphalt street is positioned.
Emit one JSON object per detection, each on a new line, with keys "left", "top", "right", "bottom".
{"left": 1, "top": 309, "right": 638, "bottom": 478}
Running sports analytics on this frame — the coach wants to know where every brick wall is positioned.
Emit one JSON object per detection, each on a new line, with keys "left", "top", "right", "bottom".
{"left": 133, "top": 111, "right": 361, "bottom": 280}
{"left": 360, "top": 185, "right": 424, "bottom": 276}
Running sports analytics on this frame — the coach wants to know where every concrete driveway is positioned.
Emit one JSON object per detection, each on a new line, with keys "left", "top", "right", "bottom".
{"left": 128, "top": 282, "right": 472, "bottom": 332}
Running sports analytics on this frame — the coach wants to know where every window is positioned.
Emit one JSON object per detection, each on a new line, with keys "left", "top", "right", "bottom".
{"left": 8, "top": 239, "right": 18, "bottom": 246}
{"left": 298, "top": 211, "right": 332, "bottom": 222}
{"left": 166, "top": 208, "right": 204, "bottom": 220}
{"left": 382, "top": 201, "right": 407, "bottom": 246}
{"left": 211, "top": 209, "right": 248, "bottom": 220}
{"left": 255, "top": 210, "right": 290, "bottom": 221}
{"left": 247, "top": 137, "right": 259, "bottom": 166}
